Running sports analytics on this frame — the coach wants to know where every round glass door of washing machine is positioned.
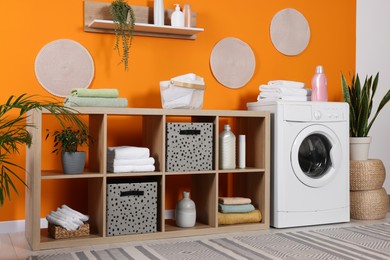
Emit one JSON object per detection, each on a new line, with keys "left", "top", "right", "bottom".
{"left": 291, "top": 124, "right": 342, "bottom": 188}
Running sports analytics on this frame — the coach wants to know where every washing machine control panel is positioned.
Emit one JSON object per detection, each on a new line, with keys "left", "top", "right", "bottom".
{"left": 312, "top": 107, "right": 346, "bottom": 122}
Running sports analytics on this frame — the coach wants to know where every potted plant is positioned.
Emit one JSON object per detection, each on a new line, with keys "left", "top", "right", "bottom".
{"left": 110, "top": 0, "right": 136, "bottom": 71}
{"left": 341, "top": 72, "right": 390, "bottom": 160}
{"left": 46, "top": 127, "right": 93, "bottom": 174}
{"left": 0, "top": 94, "right": 88, "bottom": 206}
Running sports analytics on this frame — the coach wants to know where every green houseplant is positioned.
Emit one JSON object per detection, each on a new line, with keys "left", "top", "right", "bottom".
{"left": 341, "top": 72, "right": 390, "bottom": 160}
{"left": 46, "top": 127, "right": 93, "bottom": 174}
{"left": 0, "top": 94, "right": 88, "bottom": 206}
{"left": 110, "top": 0, "right": 136, "bottom": 71}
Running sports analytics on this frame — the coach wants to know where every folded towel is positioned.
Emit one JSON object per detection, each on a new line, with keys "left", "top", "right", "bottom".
{"left": 107, "top": 157, "right": 155, "bottom": 167}
{"left": 107, "top": 146, "right": 150, "bottom": 160}
{"left": 64, "top": 97, "right": 128, "bottom": 107}
{"left": 218, "top": 209, "right": 262, "bottom": 225}
{"left": 218, "top": 197, "right": 252, "bottom": 205}
{"left": 259, "top": 85, "right": 312, "bottom": 96}
{"left": 107, "top": 164, "right": 155, "bottom": 173}
{"left": 71, "top": 88, "right": 119, "bottom": 98}
{"left": 46, "top": 214, "right": 76, "bottom": 231}
{"left": 218, "top": 203, "right": 255, "bottom": 213}
{"left": 61, "top": 205, "right": 89, "bottom": 222}
{"left": 257, "top": 95, "right": 311, "bottom": 102}
{"left": 268, "top": 80, "right": 305, "bottom": 88}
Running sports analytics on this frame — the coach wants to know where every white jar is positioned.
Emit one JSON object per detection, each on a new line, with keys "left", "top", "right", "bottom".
{"left": 175, "top": 191, "right": 196, "bottom": 228}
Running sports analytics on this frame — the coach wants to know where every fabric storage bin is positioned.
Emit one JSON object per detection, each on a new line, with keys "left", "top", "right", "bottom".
{"left": 166, "top": 122, "right": 213, "bottom": 171}
{"left": 106, "top": 178, "right": 158, "bottom": 236}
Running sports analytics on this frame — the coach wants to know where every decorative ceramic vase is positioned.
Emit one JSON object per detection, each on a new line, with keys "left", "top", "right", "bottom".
{"left": 175, "top": 191, "right": 196, "bottom": 228}
{"left": 62, "top": 151, "right": 86, "bottom": 174}
{"left": 350, "top": 137, "right": 372, "bottom": 161}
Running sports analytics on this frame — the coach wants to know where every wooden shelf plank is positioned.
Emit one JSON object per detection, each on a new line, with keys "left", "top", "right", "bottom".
{"left": 89, "top": 19, "right": 204, "bottom": 35}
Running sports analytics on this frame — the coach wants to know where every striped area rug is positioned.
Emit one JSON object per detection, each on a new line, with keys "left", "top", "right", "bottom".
{"left": 30, "top": 222, "right": 390, "bottom": 260}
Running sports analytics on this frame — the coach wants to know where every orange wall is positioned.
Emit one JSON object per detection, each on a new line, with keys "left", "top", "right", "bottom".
{"left": 0, "top": 0, "right": 356, "bottom": 221}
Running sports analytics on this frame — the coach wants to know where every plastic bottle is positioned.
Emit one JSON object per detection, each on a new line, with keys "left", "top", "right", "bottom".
{"left": 238, "top": 135, "right": 246, "bottom": 169}
{"left": 311, "top": 65, "right": 328, "bottom": 101}
{"left": 154, "top": 0, "right": 164, "bottom": 26}
{"left": 171, "top": 4, "right": 184, "bottom": 27}
{"left": 219, "top": 124, "right": 236, "bottom": 170}
{"left": 183, "top": 4, "right": 191, "bottom": 27}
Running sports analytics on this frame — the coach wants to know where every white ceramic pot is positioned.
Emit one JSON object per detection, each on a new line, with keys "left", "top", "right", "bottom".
{"left": 350, "top": 137, "right": 372, "bottom": 161}
{"left": 175, "top": 191, "right": 196, "bottom": 228}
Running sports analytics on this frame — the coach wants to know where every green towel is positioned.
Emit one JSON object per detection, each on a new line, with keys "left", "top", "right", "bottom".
{"left": 218, "top": 203, "right": 255, "bottom": 213}
{"left": 71, "top": 88, "right": 119, "bottom": 98}
{"left": 64, "top": 97, "right": 128, "bottom": 107}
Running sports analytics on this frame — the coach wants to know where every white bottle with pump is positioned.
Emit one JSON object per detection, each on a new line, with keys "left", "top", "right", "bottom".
{"left": 219, "top": 124, "right": 236, "bottom": 170}
{"left": 171, "top": 4, "right": 184, "bottom": 27}
{"left": 311, "top": 65, "right": 328, "bottom": 102}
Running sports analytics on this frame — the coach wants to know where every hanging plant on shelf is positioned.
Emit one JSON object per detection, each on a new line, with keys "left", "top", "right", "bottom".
{"left": 110, "top": 0, "right": 136, "bottom": 71}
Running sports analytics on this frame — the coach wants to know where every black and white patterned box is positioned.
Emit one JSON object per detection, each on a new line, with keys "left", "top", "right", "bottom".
{"left": 166, "top": 122, "right": 213, "bottom": 172}
{"left": 106, "top": 179, "right": 158, "bottom": 236}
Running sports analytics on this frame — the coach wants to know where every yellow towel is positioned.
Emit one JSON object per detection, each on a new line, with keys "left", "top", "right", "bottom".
{"left": 218, "top": 209, "right": 262, "bottom": 225}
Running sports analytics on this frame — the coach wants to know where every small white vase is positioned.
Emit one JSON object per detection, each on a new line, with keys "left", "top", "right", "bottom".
{"left": 350, "top": 137, "right": 372, "bottom": 161}
{"left": 175, "top": 191, "right": 196, "bottom": 228}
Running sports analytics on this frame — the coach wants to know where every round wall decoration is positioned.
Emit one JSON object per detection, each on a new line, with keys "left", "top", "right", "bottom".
{"left": 270, "top": 8, "right": 310, "bottom": 56}
{"left": 34, "top": 39, "right": 94, "bottom": 97}
{"left": 210, "top": 37, "right": 256, "bottom": 89}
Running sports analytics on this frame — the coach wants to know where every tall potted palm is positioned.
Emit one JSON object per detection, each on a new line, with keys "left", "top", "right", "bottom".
{"left": 0, "top": 94, "right": 88, "bottom": 206}
{"left": 341, "top": 72, "right": 390, "bottom": 160}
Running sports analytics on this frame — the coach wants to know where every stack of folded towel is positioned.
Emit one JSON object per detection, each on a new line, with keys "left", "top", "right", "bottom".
{"left": 218, "top": 197, "right": 262, "bottom": 225}
{"left": 64, "top": 88, "right": 128, "bottom": 107}
{"left": 107, "top": 146, "right": 155, "bottom": 173}
{"left": 46, "top": 205, "right": 89, "bottom": 231}
{"left": 258, "top": 80, "right": 311, "bottom": 101}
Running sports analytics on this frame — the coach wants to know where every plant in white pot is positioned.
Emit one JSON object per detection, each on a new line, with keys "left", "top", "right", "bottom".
{"left": 341, "top": 72, "right": 390, "bottom": 160}
{"left": 46, "top": 127, "right": 93, "bottom": 174}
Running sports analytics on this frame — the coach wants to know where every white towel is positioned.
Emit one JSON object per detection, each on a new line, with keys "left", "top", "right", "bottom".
{"left": 259, "top": 85, "right": 312, "bottom": 96}
{"left": 258, "top": 95, "right": 311, "bottom": 101}
{"left": 107, "top": 146, "right": 150, "bottom": 160}
{"left": 267, "top": 80, "right": 305, "bottom": 88}
{"left": 107, "top": 157, "right": 155, "bottom": 167}
{"left": 60, "top": 205, "right": 89, "bottom": 222}
{"left": 107, "top": 164, "right": 155, "bottom": 173}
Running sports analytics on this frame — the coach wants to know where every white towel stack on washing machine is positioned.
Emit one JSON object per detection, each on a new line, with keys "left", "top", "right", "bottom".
{"left": 258, "top": 80, "right": 312, "bottom": 101}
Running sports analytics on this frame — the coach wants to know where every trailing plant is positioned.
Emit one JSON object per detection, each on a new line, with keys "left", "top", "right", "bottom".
{"left": 341, "top": 72, "right": 390, "bottom": 137}
{"left": 46, "top": 127, "right": 92, "bottom": 154}
{"left": 110, "top": 0, "right": 135, "bottom": 71}
{"left": 0, "top": 94, "right": 88, "bottom": 206}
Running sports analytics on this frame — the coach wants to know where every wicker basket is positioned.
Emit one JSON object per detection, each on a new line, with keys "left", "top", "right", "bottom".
{"left": 48, "top": 223, "right": 90, "bottom": 239}
{"left": 350, "top": 159, "right": 386, "bottom": 191}
{"left": 350, "top": 188, "right": 389, "bottom": 220}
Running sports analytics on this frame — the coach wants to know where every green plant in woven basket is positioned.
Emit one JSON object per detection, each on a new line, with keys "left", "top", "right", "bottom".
{"left": 341, "top": 72, "right": 390, "bottom": 137}
{"left": 110, "top": 0, "right": 136, "bottom": 71}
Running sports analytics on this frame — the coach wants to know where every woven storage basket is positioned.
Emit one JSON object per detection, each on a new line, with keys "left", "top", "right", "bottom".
{"left": 350, "top": 188, "right": 389, "bottom": 220}
{"left": 48, "top": 223, "right": 89, "bottom": 239}
{"left": 350, "top": 159, "right": 386, "bottom": 191}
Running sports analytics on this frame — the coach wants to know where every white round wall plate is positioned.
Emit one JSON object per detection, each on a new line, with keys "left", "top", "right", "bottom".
{"left": 210, "top": 37, "right": 256, "bottom": 89}
{"left": 34, "top": 39, "right": 94, "bottom": 97}
{"left": 270, "top": 8, "right": 310, "bottom": 56}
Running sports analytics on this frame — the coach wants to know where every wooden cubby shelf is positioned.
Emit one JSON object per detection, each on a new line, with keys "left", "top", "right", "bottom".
{"left": 84, "top": 1, "right": 204, "bottom": 39}
{"left": 25, "top": 108, "right": 270, "bottom": 250}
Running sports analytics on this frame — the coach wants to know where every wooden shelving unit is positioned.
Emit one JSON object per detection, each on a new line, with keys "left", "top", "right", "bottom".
{"left": 25, "top": 108, "right": 270, "bottom": 250}
{"left": 84, "top": 1, "right": 204, "bottom": 39}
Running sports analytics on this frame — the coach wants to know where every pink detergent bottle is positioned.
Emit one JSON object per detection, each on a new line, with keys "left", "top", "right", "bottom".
{"left": 311, "top": 65, "right": 328, "bottom": 101}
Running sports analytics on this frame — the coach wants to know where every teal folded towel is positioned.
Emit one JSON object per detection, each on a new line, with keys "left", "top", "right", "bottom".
{"left": 71, "top": 88, "right": 119, "bottom": 98}
{"left": 218, "top": 203, "right": 255, "bottom": 213}
{"left": 64, "top": 97, "right": 128, "bottom": 107}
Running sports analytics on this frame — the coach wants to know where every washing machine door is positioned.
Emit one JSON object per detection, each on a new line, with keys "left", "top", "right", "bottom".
{"left": 291, "top": 124, "right": 341, "bottom": 188}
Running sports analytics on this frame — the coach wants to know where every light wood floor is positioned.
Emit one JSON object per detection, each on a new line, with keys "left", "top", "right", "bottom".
{"left": 2, "top": 212, "right": 390, "bottom": 260}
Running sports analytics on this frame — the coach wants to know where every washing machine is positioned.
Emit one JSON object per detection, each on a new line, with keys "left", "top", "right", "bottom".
{"left": 247, "top": 100, "right": 350, "bottom": 228}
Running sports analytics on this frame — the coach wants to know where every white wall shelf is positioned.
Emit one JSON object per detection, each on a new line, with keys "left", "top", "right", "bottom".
{"left": 84, "top": 1, "right": 204, "bottom": 40}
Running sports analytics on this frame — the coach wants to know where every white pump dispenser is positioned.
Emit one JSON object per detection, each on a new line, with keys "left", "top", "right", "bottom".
{"left": 171, "top": 4, "right": 184, "bottom": 27}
